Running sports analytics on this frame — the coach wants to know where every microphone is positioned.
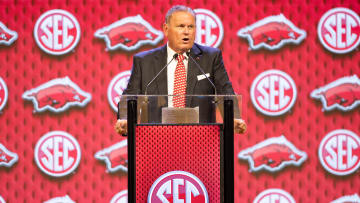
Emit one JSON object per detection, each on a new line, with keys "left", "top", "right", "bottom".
{"left": 145, "top": 53, "right": 178, "bottom": 95}
{"left": 186, "top": 51, "right": 217, "bottom": 95}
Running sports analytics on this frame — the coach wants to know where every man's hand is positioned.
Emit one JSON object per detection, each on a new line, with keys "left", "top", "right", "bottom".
{"left": 234, "top": 119, "right": 246, "bottom": 134}
{"left": 114, "top": 119, "right": 128, "bottom": 135}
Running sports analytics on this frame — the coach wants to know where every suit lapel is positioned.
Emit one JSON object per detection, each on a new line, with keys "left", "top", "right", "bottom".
{"left": 186, "top": 44, "right": 202, "bottom": 105}
{"left": 154, "top": 45, "right": 168, "bottom": 95}
{"left": 186, "top": 44, "right": 202, "bottom": 95}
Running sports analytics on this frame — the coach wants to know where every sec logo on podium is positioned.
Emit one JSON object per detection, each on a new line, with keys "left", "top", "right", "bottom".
{"left": 148, "top": 171, "right": 209, "bottom": 203}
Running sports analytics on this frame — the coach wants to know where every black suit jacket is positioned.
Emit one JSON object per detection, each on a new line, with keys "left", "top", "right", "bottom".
{"left": 123, "top": 43, "right": 235, "bottom": 122}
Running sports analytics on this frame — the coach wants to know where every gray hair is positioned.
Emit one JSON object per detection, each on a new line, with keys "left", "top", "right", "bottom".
{"left": 165, "top": 5, "right": 196, "bottom": 24}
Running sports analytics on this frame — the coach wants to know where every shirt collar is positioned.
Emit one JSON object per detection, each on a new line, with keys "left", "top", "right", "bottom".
{"left": 167, "top": 43, "right": 187, "bottom": 62}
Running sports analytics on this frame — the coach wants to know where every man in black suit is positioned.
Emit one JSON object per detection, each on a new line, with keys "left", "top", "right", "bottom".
{"left": 115, "top": 5, "right": 246, "bottom": 134}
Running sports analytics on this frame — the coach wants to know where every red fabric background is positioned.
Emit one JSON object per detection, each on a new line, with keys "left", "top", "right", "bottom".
{"left": 0, "top": 0, "right": 359, "bottom": 202}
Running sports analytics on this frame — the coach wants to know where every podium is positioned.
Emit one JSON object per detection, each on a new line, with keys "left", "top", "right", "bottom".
{"left": 117, "top": 95, "right": 241, "bottom": 203}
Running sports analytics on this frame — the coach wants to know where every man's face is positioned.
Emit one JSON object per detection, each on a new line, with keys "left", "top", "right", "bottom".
{"left": 163, "top": 11, "right": 196, "bottom": 53}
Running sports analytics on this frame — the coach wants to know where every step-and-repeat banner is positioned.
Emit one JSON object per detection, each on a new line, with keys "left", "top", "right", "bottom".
{"left": 0, "top": 0, "right": 359, "bottom": 202}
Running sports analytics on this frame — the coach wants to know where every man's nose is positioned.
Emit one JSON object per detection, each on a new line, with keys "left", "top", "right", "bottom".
{"left": 183, "top": 27, "right": 190, "bottom": 34}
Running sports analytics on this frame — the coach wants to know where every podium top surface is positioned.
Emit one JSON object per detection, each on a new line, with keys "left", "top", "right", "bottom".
{"left": 117, "top": 95, "right": 242, "bottom": 124}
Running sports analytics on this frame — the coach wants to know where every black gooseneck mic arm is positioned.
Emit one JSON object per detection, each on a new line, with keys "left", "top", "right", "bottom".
{"left": 144, "top": 53, "right": 178, "bottom": 95}
{"left": 186, "top": 51, "right": 217, "bottom": 95}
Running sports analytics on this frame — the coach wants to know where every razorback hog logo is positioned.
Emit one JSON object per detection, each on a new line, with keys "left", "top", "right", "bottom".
{"left": 250, "top": 69, "right": 297, "bottom": 116}
{"left": 34, "top": 9, "right": 80, "bottom": 55}
{"left": 238, "top": 136, "right": 307, "bottom": 172}
{"left": 194, "top": 9, "right": 224, "bottom": 48}
{"left": 253, "top": 188, "right": 296, "bottom": 203}
{"left": 331, "top": 193, "right": 360, "bottom": 203}
{"left": 107, "top": 70, "right": 131, "bottom": 112}
{"left": 148, "top": 171, "right": 209, "bottom": 203}
{"left": 311, "top": 75, "right": 360, "bottom": 112}
{"left": 319, "top": 129, "right": 360, "bottom": 176}
{"left": 94, "top": 15, "right": 164, "bottom": 51}
{"left": 0, "top": 77, "right": 8, "bottom": 112}
{"left": 238, "top": 14, "right": 306, "bottom": 50}
{"left": 0, "top": 143, "right": 18, "bottom": 168}
{"left": 22, "top": 76, "right": 91, "bottom": 113}
{"left": 44, "top": 195, "right": 75, "bottom": 203}
{"left": 94, "top": 139, "right": 127, "bottom": 173}
{"left": 34, "top": 131, "right": 81, "bottom": 177}
{"left": 318, "top": 7, "right": 360, "bottom": 54}
{"left": 110, "top": 190, "right": 128, "bottom": 203}
{"left": 0, "top": 21, "right": 18, "bottom": 46}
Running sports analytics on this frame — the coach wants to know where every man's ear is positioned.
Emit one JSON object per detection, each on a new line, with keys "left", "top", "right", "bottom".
{"left": 163, "top": 23, "right": 168, "bottom": 38}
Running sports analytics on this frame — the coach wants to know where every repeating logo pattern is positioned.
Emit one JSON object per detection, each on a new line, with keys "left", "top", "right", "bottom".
{"left": 94, "top": 15, "right": 163, "bottom": 51}
{"left": 0, "top": 77, "right": 8, "bottom": 112}
{"left": 319, "top": 129, "right": 360, "bottom": 176}
{"left": 238, "top": 14, "right": 306, "bottom": 50}
{"left": 238, "top": 135, "right": 307, "bottom": 172}
{"left": 22, "top": 76, "right": 91, "bottom": 113}
{"left": 331, "top": 193, "right": 360, "bottom": 203}
{"left": 110, "top": 190, "right": 128, "bottom": 203}
{"left": 34, "top": 131, "right": 81, "bottom": 177}
{"left": 194, "top": 9, "right": 224, "bottom": 48}
{"left": 253, "top": 188, "right": 296, "bottom": 203}
{"left": 318, "top": 7, "right": 360, "bottom": 54}
{"left": 311, "top": 75, "right": 360, "bottom": 112}
{"left": 94, "top": 139, "right": 127, "bottom": 173}
{"left": 250, "top": 69, "right": 297, "bottom": 116}
{"left": 34, "top": 9, "right": 81, "bottom": 55}
{"left": 107, "top": 70, "right": 131, "bottom": 112}
{"left": 44, "top": 195, "right": 75, "bottom": 203}
{"left": 0, "top": 21, "right": 18, "bottom": 46}
{"left": 0, "top": 143, "right": 18, "bottom": 168}
{"left": 148, "top": 171, "right": 209, "bottom": 203}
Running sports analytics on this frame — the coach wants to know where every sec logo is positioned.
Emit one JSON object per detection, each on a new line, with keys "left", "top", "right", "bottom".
{"left": 148, "top": 171, "right": 208, "bottom": 203}
{"left": 34, "top": 9, "right": 80, "bottom": 55}
{"left": 253, "top": 188, "right": 295, "bottom": 203}
{"left": 194, "top": 9, "right": 224, "bottom": 48}
{"left": 319, "top": 129, "right": 360, "bottom": 176}
{"left": 0, "top": 77, "right": 8, "bottom": 112}
{"left": 107, "top": 70, "right": 131, "bottom": 112}
{"left": 34, "top": 131, "right": 81, "bottom": 177}
{"left": 250, "top": 69, "right": 297, "bottom": 116}
{"left": 110, "top": 190, "right": 127, "bottom": 203}
{"left": 318, "top": 7, "right": 360, "bottom": 54}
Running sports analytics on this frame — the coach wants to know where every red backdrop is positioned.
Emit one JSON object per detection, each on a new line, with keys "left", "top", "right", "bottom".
{"left": 0, "top": 0, "right": 359, "bottom": 202}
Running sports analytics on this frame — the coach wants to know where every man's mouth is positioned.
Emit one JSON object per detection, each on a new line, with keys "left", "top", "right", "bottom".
{"left": 182, "top": 38, "right": 190, "bottom": 43}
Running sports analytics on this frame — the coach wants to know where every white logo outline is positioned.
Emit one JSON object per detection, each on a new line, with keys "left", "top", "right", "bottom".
{"left": 22, "top": 76, "right": 92, "bottom": 113}
{"left": 94, "top": 139, "right": 128, "bottom": 173}
{"left": 110, "top": 190, "right": 128, "bottom": 203}
{"left": 94, "top": 15, "right": 164, "bottom": 51}
{"left": 34, "top": 131, "right": 81, "bottom": 178}
{"left": 238, "top": 135, "right": 307, "bottom": 172}
{"left": 310, "top": 75, "right": 360, "bottom": 112}
{"left": 107, "top": 71, "right": 131, "bottom": 112}
{"left": 317, "top": 7, "right": 360, "bottom": 54}
{"left": 238, "top": 14, "right": 306, "bottom": 50}
{"left": 0, "top": 77, "right": 8, "bottom": 112}
{"left": 0, "top": 21, "right": 18, "bottom": 46}
{"left": 253, "top": 188, "right": 296, "bottom": 203}
{"left": 194, "top": 8, "right": 224, "bottom": 48}
{"left": 318, "top": 129, "right": 360, "bottom": 176}
{"left": 250, "top": 69, "right": 297, "bottom": 116}
{"left": 34, "top": 9, "right": 81, "bottom": 55}
{"left": 0, "top": 143, "right": 18, "bottom": 168}
{"left": 148, "top": 170, "right": 209, "bottom": 203}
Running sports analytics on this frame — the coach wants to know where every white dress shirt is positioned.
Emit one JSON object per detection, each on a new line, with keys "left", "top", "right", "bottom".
{"left": 167, "top": 45, "right": 188, "bottom": 107}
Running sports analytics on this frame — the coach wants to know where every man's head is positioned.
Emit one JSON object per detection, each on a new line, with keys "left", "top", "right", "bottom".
{"left": 163, "top": 5, "right": 196, "bottom": 54}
